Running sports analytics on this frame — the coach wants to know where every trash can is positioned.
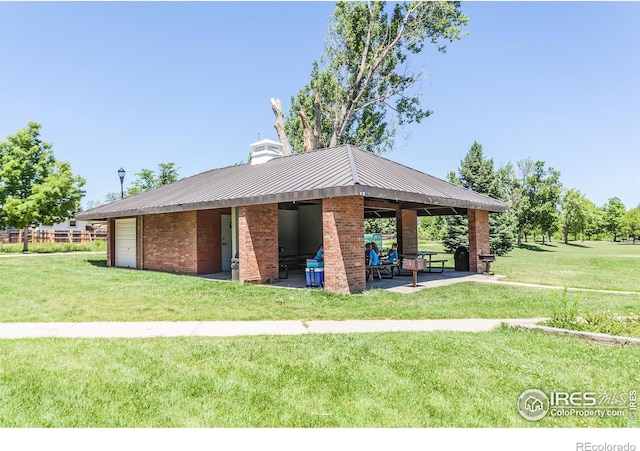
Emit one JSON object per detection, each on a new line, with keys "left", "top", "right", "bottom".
{"left": 231, "top": 257, "right": 240, "bottom": 281}
{"left": 454, "top": 246, "right": 469, "bottom": 272}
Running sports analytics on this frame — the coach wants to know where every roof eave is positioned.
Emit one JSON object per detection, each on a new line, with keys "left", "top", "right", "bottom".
{"left": 76, "top": 184, "right": 509, "bottom": 221}
{"left": 75, "top": 185, "right": 365, "bottom": 220}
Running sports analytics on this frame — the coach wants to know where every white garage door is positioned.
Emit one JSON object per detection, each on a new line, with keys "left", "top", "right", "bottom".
{"left": 115, "top": 218, "right": 136, "bottom": 268}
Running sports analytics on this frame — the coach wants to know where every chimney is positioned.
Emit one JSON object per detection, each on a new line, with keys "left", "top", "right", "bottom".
{"left": 250, "top": 138, "right": 284, "bottom": 165}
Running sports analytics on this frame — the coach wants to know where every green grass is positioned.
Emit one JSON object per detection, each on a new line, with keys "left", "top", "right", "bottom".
{"left": 1, "top": 244, "right": 639, "bottom": 429}
{"left": 491, "top": 240, "right": 640, "bottom": 292}
{"left": 0, "top": 326, "right": 637, "bottom": 427}
{"left": 412, "top": 240, "right": 639, "bottom": 292}
{"left": 546, "top": 313, "right": 640, "bottom": 339}
{"left": 0, "top": 240, "right": 106, "bottom": 253}
{"left": 543, "top": 289, "right": 640, "bottom": 338}
{"left": 0, "top": 253, "right": 637, "bottom": 322}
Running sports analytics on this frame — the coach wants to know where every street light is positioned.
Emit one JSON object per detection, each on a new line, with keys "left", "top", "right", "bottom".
{"left": 118, "top": 167, "right": 126, "bottom": 199}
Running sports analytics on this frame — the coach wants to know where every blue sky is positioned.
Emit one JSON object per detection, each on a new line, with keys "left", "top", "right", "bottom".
{"left": 1, "top": 1, "right": 639, "bottom": 210}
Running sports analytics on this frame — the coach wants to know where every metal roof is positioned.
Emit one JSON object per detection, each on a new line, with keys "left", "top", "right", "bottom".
{"left": 76, "top": 145, "right": 509, "bottom": 220}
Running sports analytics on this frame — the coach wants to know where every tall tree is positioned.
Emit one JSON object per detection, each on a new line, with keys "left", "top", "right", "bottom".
{"left": 602, "top": 197, "right": 626, "bottom": 241}
{"left": 127, "top": 162, "right": 180, "bottom": 196}
{"left": 441, "top": 172, "right": 469, "bottom": 253}
{"left": 442, "top": 143, "right": 515, "bottom": 255}
{"left": 419, "top": 215, "right": 446, "bottom": 241}
{"left": 558, "top": 189, "right": 590, "bottom": 243}
{"left": 0, "top": 122, "right": 85, "bottom": 251}
{"left": 507, "top": 158, "right": 537, "bottom": 245}
{"left": 284, "top": 1, "right": 468, "bottom": 154}
{"left": 583, "top": 203, "right": 604, "bottom": 240}
{"left": 619, "top": 205, "right": 640, "bottom": 243}
{"left": 515, "top": 161, "right": 562, "bottom": 244}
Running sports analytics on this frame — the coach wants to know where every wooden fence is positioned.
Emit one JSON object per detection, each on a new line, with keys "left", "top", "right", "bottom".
{"left": 0, "top": 229, "right": 107, "bottom": 244}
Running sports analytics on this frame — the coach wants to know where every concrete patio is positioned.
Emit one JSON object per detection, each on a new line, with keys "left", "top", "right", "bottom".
{"left": 202, "top": 269, "right": 498, "bottom": 293}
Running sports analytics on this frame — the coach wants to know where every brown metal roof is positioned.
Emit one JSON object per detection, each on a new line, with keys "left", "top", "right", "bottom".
{"left": 76, "top": 145, "right": 509, "bottom": 220}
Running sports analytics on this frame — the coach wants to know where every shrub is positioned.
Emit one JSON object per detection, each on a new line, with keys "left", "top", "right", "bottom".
{"left": 546, "top": 288, "right": 583, "bottom": 330}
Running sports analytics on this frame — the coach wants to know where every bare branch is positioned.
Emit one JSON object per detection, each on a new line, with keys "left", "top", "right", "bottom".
{"left": 334, "top": 3, "right": 422, "bottom": 142}
{"left": 299, "top": 109, "right": 313, "bottom": 152}
{"left": 313, "top": 91, "right": 321, "bottom": 150}
{"left": 270, "top": 98, "right": 292, "bottom": 156}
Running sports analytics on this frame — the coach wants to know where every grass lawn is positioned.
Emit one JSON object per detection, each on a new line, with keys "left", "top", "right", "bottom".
{"left": 489, "top": 240, "right": 639, "bottom": 292}
{"left": 0, "top": 241, "right": 106, "bottom": 253}
{"left": 413, "top": 240, "right": 640, "bottom": 292}
{"left": 0, "top": 253, "right": 638, "bottom": 322}
{"left": 1, "top": 243, "right": 638, "bottom": 429}
{"left": 0, "top": 326, "right": 637, "bottom": 427}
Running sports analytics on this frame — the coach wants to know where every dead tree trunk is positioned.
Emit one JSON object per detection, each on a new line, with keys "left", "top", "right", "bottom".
{"left": 299, "top": 110, "right": 313, "bottom": 152}
{"left": 313, "top": 91, "right": 321, "bottom": 150}
{"left": 299, "top": 92, "right": 323, "bottom": 152}
{"left": 269, "top": 98, "right": 292, "bottom": 156}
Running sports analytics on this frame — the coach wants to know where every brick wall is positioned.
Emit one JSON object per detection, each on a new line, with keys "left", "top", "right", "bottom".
{"left": 323, "top": 196, "right": 365, "bottom": 294}
{"left": 143, "top": 211, "right": 199, "bottom": 274}
{"left": 468, "top": 209, "right": 490, "bottom": 273}
{"left": 238, "top": 204, "right": 279, "bottom": 283}
{"left": 396, "top": 209, "right": 418, "bottom": 255}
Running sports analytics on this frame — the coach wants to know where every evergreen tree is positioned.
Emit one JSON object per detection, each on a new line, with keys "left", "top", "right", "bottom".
{"left": 442, "top": 143, "right": 515, "bottom": 255}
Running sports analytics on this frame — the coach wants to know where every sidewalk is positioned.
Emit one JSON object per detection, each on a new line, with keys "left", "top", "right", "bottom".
{"left": 0, "top": 318, "right": 545, "bottom": 339}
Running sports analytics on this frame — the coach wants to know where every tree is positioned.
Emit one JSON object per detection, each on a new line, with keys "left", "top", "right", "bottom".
{"left": 602, "top": 197, "right": 626, "bottom": 241}
{"left": 364, "top": 217, "right": 396, "bottom": 235}
{"left": 419, "top": 215, "right": 446, "bottom": 241}
{"left": 0, "top": 122, "right": 85, "bottom": 251}
{"left": 284, "top": 1, "right": 468, "bottom": 154}
{"left": 127, "top": 162, "right": 180, "bottom": 196}
{"left": 442, "top": 174, "right": 469, "bottom": 253}
{"left": 581, "top": 199, "right": 602, "bottom": 240}
{"left": 514, "top": 160, "right": 562, "bottom": 244}
{"left": 507, "top": 158, "right": 536, "bottom": 245}
{"left": 619, "top": 206, "right": 640, "bottom": 243}
{"left": 442, "top": 143, "right": 515, "bottom": 255}
{"left": 558, "top": 189, "right": 590, "bottom": 243}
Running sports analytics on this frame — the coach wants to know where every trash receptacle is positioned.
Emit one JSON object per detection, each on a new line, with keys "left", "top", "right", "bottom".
{"left": 231, "top": 257, "right": 240, "bottom": 281}
{"left": 454, "top": 246, "right": 469, "bottom": 272}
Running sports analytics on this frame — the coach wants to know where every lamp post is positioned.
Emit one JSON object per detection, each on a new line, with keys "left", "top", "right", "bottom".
{"left": 118, "top": 167, "right": 126, "bottom": 199}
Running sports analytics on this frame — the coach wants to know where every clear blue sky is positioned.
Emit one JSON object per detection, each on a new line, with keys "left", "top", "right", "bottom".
{"left": 1, "top": 1, "right": 639, "bottom": 210}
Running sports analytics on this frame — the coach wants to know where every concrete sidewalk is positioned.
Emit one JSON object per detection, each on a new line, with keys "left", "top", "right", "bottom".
{"left": 0, "top": 318, "right": 545, "bottom": 339}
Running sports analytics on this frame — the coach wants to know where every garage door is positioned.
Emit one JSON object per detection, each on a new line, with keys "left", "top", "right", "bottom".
{"left": 115, "top": 218, "right": 136, "bottom": 268}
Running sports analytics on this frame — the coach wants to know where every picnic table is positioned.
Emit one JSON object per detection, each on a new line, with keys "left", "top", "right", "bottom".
{"left": 365, "top": 261, "right": 399, "bottom": 280}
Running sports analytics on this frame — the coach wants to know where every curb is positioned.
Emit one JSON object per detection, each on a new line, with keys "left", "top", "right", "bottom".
{"left": 508, "top": 323, "right": 640, "bottom": 347}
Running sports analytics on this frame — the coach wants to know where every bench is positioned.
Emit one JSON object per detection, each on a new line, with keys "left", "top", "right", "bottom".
{"left": 421, "top": 259, "right": 447, "bottom": 273}
{"left": 366, "top": 263, "right": 399, "bottom": 280}
{"left": 279, "top": 254, "right": 315, "bottom": 279}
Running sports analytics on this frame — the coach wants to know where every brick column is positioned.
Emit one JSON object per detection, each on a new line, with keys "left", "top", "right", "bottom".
{"left": 136, "top": 216, "right": 143, "bottom": 270}
{"left": 396, "top": 209, "right": 418, "bottom": 255}
{"left": 323, "top": 196, "right": 365, "bottom": 294}
{"left": 107, "top": 219, "right": 115, "bottom": 267}
{"left": 468, "top": 209, "right": 490, "bottom": 273}
{"left": 238, "top": 204, "right": 279, "bottom": 284}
